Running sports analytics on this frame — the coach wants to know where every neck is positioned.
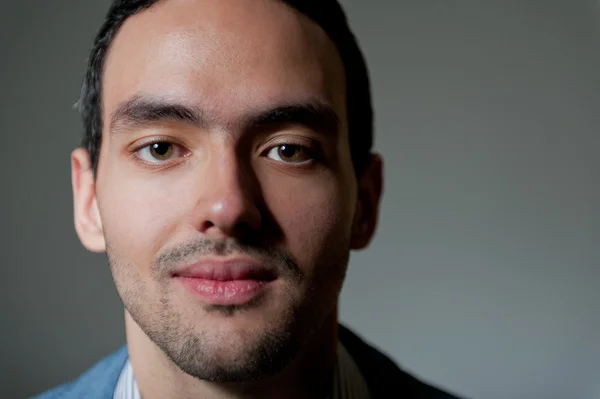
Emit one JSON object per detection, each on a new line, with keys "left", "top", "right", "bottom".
{"left": 125, "top": 309, "right": 339, "bottom": 399}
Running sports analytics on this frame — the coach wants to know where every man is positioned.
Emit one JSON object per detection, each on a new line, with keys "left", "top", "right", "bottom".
{"left": 36, "top": 0, "right": 463, "bottom": 398}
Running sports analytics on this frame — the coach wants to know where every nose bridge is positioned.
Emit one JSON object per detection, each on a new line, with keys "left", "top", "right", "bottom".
{"left": 194, "top": 146, "right": 261, "bottom": 236}
{"left": 213, "top": 153, "right": 250, "bottom": 205}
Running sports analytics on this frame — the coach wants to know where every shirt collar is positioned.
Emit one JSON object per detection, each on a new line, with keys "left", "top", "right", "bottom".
{"left": 114, "top": 341, "right": 371, "bottom": 399}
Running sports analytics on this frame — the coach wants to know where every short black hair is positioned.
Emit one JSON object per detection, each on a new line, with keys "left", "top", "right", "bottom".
{"left": 79, "top": 0, "right": 373, "bottom": 176}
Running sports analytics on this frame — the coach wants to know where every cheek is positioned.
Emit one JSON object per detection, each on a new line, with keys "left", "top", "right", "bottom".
{"left": 264, "top": 174, "right": 356, "bottom": 268}
{"left": 97, "top": 170, "right": 193, "bottom": 265}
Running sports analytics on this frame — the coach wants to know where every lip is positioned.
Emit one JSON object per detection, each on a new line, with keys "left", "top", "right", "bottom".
{"left": 171, "top": 258, "right": 278, "bottom": 281}
{"left": 172, "top": 258, "right": 277, "bottom": 305}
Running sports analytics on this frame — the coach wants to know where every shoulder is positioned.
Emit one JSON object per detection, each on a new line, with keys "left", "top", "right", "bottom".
{"left": 32, "top": 346, "right": 129, "bottom": 399}
{"left": 338, "top": 324, "right": 465, "bottom": 399}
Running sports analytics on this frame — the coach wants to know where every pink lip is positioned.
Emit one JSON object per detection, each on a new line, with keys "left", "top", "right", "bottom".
{"left": 172, "top": 258, "right": 277, "bottom": 305}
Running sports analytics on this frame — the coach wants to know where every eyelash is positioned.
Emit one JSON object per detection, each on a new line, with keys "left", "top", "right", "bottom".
{"left": 131, "top": 139, "right": 322, "bottom": 166}
{"left": 131, "top": 138, "right": 189, "bottom": 166}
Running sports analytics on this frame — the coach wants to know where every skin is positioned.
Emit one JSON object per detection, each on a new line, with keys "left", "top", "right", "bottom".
{"left": 71, "top": 0, "right": 383, "bottom": 398}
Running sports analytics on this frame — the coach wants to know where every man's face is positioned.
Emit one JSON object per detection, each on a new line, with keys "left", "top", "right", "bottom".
{"left": 73, "top": 0, "right": 381, "bottom": 382}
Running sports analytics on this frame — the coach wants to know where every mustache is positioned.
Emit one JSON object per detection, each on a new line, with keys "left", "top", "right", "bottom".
{"left": 152, "top": 238, "right": 303, "bottom": 281}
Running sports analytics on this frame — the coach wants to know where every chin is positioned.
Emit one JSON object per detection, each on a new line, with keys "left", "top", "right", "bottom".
{"left": 156, "top": 319, "right": 303, "bottom": 383}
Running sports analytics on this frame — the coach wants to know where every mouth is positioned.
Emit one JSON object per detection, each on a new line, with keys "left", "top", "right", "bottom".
{"left": 171, "top": 258, "right": 278, "bottom": 306}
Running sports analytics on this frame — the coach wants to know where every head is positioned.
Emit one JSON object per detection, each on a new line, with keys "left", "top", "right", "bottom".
{"left": 72, "top": 0, "right": 383, "bottom": 383}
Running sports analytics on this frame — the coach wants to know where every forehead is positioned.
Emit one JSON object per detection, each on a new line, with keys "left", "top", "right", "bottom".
{"left": 102, "top": 0, "right": 346, "bottom": 130}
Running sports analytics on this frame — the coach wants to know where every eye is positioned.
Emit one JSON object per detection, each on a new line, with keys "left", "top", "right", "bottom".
{"left": 266, "top": 144, "right": 313, "bottom": 163}
{"left": 136, "top": 141, "right": 185, "bottom": 163}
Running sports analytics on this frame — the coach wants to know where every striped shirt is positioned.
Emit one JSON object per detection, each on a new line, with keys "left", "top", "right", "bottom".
{"left": 114, "top": 342, "right": 371, "bottom": 399}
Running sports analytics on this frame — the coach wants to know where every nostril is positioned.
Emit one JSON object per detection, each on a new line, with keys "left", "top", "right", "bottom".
{"left": 202, "top": 221, "right": 215, "bottom": 230}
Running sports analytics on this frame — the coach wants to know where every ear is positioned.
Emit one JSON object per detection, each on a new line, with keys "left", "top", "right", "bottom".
{"left": 71, "top": 148, "right": 106, "bottom": 252}
{"left": 350, "top": 153, "right": 384, "bottom": 250}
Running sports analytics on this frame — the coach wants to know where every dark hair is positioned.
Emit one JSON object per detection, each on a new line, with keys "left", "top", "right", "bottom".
{"left": 79, "top": 0, "right": 373, "bottom": 176}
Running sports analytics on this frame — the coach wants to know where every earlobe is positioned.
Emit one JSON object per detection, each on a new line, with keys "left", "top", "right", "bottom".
{"left": 350, "top": 154, "right": 384, "bottom": 250}
{"left": 71, "top": 148, "right": 106, "bottom": 252}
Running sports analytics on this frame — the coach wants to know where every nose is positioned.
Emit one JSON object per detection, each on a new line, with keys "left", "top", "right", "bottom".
{"left": 191, "top": 156, "right": 262, "bottom": 239}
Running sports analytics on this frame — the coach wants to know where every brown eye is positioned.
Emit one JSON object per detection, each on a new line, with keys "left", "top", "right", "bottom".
{"left": 149, "top": 142, "right": 173, "bottom": 160}
{"left": 137, "top": 141, "right": 185, "bottom": 163}
{"left": 267, "top": 144, "right": 311, "bottom": 163}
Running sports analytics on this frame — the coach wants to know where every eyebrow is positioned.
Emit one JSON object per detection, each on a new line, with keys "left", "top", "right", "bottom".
{"left": 108, "top": 95, "right": 341, "bottom": 137}
{"left": 109, "top": 96, "right": 205, "bottom": 134}
{"left": 244, "top": 101, "right": 341, "bottom": 136}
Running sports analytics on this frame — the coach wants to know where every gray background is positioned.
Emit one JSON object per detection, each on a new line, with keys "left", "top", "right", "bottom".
{"left": 1, "top": 1, "right": 598, "bottom": 398}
